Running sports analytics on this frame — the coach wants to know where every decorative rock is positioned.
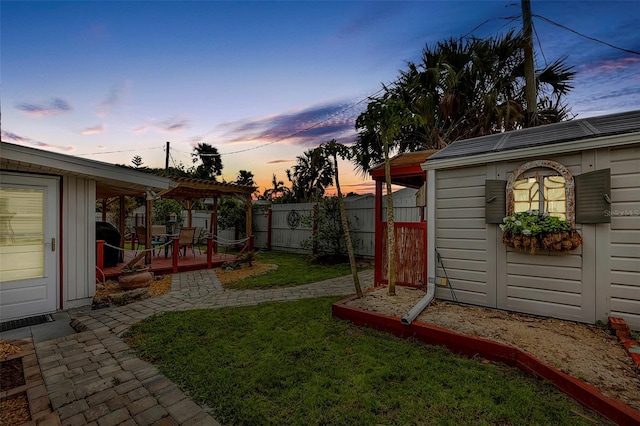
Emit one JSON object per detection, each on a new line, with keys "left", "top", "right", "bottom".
{"left": 222, "top": 261, "right": 241, "bottom": 271}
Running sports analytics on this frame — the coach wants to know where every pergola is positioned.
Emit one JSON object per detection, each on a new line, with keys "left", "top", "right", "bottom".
{"left": 99, "top": 176, "right": 255, "bottom": 265}
{"left": 157, "top": 176, "right": 256, "bottom": 249}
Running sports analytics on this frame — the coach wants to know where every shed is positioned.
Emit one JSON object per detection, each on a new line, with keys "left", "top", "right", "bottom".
{"left": 0, "top": 141, "right": 171, "bottom": 322}
{"left": 422, "top": 110, "right": 640, "bottom": 329}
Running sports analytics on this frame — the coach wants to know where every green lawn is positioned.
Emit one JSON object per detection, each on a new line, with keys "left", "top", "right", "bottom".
{"left": 224, "top": 251, "right": 367, "bottom": 289}
{"left": 125, "top": 297, "right": 610, "bottom": 426}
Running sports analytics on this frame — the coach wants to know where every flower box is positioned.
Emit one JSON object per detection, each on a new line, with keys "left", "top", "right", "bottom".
{"left": 500, "top": 210, "right": 582, "bottom": 254}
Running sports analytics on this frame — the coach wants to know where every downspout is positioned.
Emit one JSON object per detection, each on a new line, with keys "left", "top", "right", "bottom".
{"left": 402, "top": 168, "right": 437, "bottom": 325}
{"left": 401, "top": 278, "right": 435, "bottom": 325}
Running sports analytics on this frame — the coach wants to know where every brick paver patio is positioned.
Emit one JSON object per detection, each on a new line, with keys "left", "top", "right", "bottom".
{"left": 35, "top": 269, "right": 373, "bottom": 425}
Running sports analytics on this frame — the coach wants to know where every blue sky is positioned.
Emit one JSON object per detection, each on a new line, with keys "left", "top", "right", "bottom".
{"left": 3, "top": 1, "right": 639, "bottom": 195}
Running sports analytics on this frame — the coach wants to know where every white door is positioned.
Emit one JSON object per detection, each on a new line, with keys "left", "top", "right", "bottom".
{"left": 0, "top": 174, "right": 59, "bottom": 321}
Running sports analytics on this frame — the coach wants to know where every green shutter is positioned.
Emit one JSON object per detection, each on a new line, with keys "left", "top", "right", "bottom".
{"left": 575, "top": 169, "right": 611, "bottom": 223}
{"left": 485, "top": 180, "right": 507, "bottom": 224}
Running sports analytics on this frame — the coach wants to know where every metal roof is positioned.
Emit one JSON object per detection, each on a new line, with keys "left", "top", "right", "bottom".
{"left": 426, "top": 110, "right": 640, "bottom": 162}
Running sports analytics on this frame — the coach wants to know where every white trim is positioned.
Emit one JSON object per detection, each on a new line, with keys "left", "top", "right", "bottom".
{"left": 426, "top": 169, "right": 436, "bottom": 286}
{"left": 422, "top": 133, "right": 640, "bottom": 171}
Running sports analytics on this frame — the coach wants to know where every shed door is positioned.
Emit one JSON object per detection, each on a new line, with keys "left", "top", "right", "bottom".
{"left": 0, "top": 174, "right": 59, "bottom": 321}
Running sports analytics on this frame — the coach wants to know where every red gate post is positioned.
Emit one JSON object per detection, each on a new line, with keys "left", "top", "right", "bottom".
{"left": 172, "top": 236, "right": 179, "bottom": 273}
{"left": 207, "top": 234, "right": 213, "bottom": 269}
{"left": 96, "top": 240, "right": 105, "bottom": 281}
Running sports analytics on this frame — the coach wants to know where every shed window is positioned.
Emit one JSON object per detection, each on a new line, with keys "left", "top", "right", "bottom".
{"left": 507, "top": 160, "right": 575, "bottom": 227}
{"left": 513, "top": 174, "right": 567, "bottom": 220}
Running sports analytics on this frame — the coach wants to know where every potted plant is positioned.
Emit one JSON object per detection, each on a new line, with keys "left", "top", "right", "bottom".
{"left": 118, "top": 264, "right": 153, "bottom": 289}
{"left": 500, "top": 210, "right": 582, "bottom": 254}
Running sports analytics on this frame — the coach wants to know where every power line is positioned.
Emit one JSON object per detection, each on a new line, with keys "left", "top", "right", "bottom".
{"left": 76, "top": 146, "right": 162, "bottom": 156}
{"left": 534, "top": 14, "right": 640, "bottom": 56}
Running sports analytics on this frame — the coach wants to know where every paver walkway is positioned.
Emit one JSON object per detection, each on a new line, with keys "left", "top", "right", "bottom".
{"left": 35, "top": 269, "right": 373, "bottom": 425}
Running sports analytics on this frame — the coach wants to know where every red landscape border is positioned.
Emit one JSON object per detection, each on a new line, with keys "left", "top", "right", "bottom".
{"left": 332, "top": 295, "right": 640, "bottom": 426}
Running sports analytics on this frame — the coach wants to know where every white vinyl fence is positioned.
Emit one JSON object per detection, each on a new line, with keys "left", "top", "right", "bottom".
{"left": 253, "top": 191, "right": 421, "bottom": 258}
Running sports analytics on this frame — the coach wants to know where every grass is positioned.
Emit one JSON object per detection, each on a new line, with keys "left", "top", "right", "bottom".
{"left": 125, "top": 297, "right": 610, "bottom": 426}
{"left": 224, "top": 251, "right": 368, "bottom": 290}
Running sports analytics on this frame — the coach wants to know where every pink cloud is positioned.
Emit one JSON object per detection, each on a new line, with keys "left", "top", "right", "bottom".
{"left": 582, "top": 56, "right": 640, "bottom": 74}
{"left": 1, "top": 130, "right": 75, "bottom": 152}
{"left": 82, "top": 124, "right": 106, "bottom": 135}
{"left": 267, "top": 159, "right": 293, "bottom": 164}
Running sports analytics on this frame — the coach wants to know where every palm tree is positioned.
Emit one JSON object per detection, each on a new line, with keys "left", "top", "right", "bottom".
{"left": 287, "top": 148, "right": 334, "bottom": 202}
{"left": 352, "top": 31, "right": 575, "bottom": 174}
{"left": 356, "top": 97, "right": 422, "bottom": 296}
{"left": 235, "top": 170, "right": 255, "bottom": 187}
{"left": 262, "top": 174, "right": 291, "bottom": 202}
{"left": 192, "top": 143, "right": 223, "bottom": 180}
{"left": 322, "top": 140, "right": 363, "bottom": 298}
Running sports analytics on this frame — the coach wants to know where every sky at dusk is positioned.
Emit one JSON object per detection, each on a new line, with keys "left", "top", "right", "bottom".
{"left": 2, "top": 1, "right": 639, "bottom": 196}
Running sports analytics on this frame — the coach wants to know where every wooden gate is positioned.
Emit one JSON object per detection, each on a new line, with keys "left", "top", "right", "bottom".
{"left": 375, "top": 222, "right": 427, "bottom": 288}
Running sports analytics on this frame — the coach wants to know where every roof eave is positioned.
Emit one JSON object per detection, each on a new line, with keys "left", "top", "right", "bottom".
{"left": 422, "top": 132, "right": 640, "bottom": 171}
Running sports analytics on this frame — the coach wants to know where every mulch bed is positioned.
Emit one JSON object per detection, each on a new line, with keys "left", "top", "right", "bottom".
{"left": 0, "top": 392, "right": 30, "bottom": 425}
{"left": 0, "top": 358, "right": 24, "bottom": 391}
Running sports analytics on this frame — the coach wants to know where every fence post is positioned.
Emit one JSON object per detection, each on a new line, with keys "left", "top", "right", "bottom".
{"left": 266, "top": 208, "right": 272, "bottom": 251}
{"left": 207, "top": 234, "right": 213, "bottom": 269}
{"left": 96, "top": 240, "right": 105, "bottom": 281}
{"left": 312, "top": 203, "right": 318, "bottom": 255}
{"left": 172, "top": 236, "right": 179, "bottom": 273}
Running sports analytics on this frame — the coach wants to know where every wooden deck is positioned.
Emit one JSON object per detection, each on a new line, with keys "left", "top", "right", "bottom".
{"left": 100, "top": 251, "right": 237, "bottom": 280}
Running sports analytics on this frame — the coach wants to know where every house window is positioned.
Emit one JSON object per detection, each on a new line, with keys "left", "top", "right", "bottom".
{"left": 507, "top": 160, "right": 575, "bottom": 226}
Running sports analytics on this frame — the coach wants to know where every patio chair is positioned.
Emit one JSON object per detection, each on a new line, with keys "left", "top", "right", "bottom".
{"left": 151, "top": 225, "right": 167, "bottom": 256}
{"left": 135, "top": 225, "right": 164, "bottom": 256}
{"left": 192, "top": 226, "right": 203, "bottom": 254}
{"left": 178, "top": 227, "right": 196, "bottom": 257}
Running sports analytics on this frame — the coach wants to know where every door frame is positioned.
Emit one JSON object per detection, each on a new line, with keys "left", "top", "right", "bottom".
{"left": 0, "top": 172, "right": 60, "bottom": 321}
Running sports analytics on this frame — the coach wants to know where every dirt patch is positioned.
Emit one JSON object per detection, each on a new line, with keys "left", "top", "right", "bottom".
{"left": 347, "top": 285, "right": 640, "bottom": 411}
{"left": 214, "top": 262, "right": 278, "bottom": 285}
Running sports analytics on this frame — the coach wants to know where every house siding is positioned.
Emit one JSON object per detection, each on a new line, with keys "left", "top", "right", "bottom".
{"left": 607, "top": 146, "right": 640, "bottom": 329}
{"left": 62, "top": 176, "right": 96, "bottom": 308}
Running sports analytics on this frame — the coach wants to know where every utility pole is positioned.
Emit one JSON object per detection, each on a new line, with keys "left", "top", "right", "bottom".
{"left": 165, "top": 141, "right": 170, "bottom": 175}
{"left": 522, "top": 0, "right": 537, "bottom": 127}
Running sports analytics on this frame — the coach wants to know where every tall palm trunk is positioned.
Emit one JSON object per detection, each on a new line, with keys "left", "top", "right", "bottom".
{"left": 383, "top": 136, "right": 396, "bottom": 296}
{"left": 332, "top": 152, "right": 363, "bottom": 297}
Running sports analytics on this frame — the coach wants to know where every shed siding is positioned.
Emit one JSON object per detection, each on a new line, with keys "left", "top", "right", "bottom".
{"left": 500, "top": 153, "right": 591, "bottom": 322}
{"left": 608, "top": 146, "right": 640, "bottom": 329}
{"left": 434, "top": 166, "right": 490, "bottom": 306}
{"left": 63, "top": 176, "right": 96, "bottom": 307}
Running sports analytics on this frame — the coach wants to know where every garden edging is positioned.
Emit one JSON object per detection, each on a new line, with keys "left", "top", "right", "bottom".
{"left": 332, "top": 294, "right": 640, "bottom": 426}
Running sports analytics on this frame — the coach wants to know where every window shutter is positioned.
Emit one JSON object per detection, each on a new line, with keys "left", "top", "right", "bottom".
{"left": 575, "top": 169, "right": 611, "bottom": 223}
{"left": 485, "top": 180, "right": 507, "bottom": 224}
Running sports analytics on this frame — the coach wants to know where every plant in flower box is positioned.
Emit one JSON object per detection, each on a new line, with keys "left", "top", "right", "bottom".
{"left": 500, "top": 210, "right": 582, "bottom": 253}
